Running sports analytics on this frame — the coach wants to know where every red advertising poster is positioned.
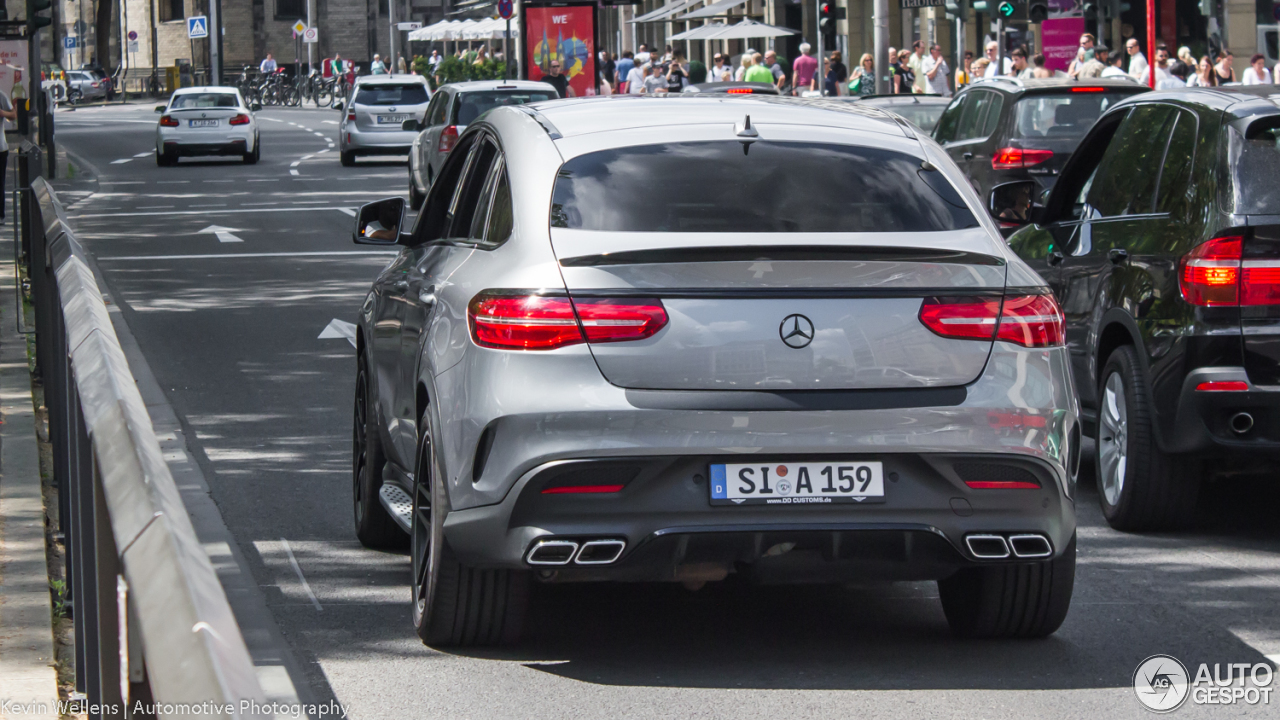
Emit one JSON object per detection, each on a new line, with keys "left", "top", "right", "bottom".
{"left": 525, "top": 5, "right": 596, "bottom": 97}
{"left": 1041, "top": 17, "right": 1086, "bottom": 73}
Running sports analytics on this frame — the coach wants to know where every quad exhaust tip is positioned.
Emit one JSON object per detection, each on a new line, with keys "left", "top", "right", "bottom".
{"left": 1007, "top": 534, "right": 1053, "bottom": 558}
{"left": 965, "top": 534, "right": 1011, "bottom": 559}
{"left": 525, "top": 538, "right": 627, "bottom": 566}
{"left": 965, "top": 533, "right": 1053, "bottom": 560}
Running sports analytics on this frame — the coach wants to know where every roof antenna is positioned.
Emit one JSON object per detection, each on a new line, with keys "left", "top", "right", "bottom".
{"left": 735, "top": 114, "right": 759, "bottom": 139}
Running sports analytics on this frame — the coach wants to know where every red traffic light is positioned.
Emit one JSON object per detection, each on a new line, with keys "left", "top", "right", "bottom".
{"left": 820, "top": 2, "right": 832, "bottom": 14}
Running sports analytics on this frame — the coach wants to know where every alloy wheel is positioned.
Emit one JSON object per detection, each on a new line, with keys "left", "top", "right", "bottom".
{"left": 411, "top": 432, "right": 434, "bottom": 619}
{"left": 1098, "top": 371, "right": 1128, "bottom": 507}
{"left": 352, "top": 365, "right": 369, "bottom": 523}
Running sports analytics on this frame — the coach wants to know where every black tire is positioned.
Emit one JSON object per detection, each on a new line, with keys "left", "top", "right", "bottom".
{"left": 353, "top": 354, "right": 406, "bottom": 548}
{"left": 340, "top": 150, "right": 357, "bottom": 167}
{"left": 938, "top": 534, "right": 1076, "bottom": 639}
{"left": 156, "top": 149, "right": 176, "bottom": 166}
{"left": 411, "top": 409, "right": 529, "bottom": 647}
{"left": 67, "top": 89, "right": 81, "bottom": 105}
{"left": 1095, "top": 345, "right": 1200, "bottom": 531}
{"left": 408, "top": 174, "right": 424, "bottom": 211}
{"left": 243, "top": 139, "right": 260, "bottom": 165}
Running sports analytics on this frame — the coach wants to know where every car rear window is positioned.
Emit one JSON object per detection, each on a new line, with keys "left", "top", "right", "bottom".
{"left": 454, "top": 90, "right": 557, "bottom": 125}
{"left": 355, "top": 84, "right": 429, "bottom": 106}
{"left": 551, "top": 141, "right": 978, "bottom": 233}
{"left": 881, "top": 103, "right": 947, "bottom": 132}
{"left": 1011, "top": 92, "right": 1129, "bottom": 140}
{"left": 171, "top": 93, "right": 238, "bottom": 109}
{"left": 1223, "top": 115, "right": 1280, "bottom": 215}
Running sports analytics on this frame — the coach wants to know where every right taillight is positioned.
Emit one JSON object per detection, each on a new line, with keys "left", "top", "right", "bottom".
{"left": 159, "top": 114, "right": 179, "bottom": 127}
{"left": 992, "top": 147, "right": 1053, "bottom": 170}
{"left": 1180, "top": 236, "right": 1241, "bottom": 306}
{"left": 468, "top": 292, "right": 668, "bottom": 350}
{"left": 438, "top": 125, "right": 458, "bottom": 153}
{"left": 919, "top": 294, "right": 1064, "bottom": 348}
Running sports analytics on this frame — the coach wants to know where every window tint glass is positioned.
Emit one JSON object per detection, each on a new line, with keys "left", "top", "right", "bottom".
{"left": 415, "top": 134, "right": 477, "bottom": 242}
{"left": 1222, "top": 115, "right": 1280, "bottom": 215}
{"left": 980, "top": 93, "right": 1004, "bottom": 137}
{"left": 485, "top": 168, "right": 514, "bottom": 245}
{"left": 449, "top": 140, "right": 498, "bottom": 238}
{"left": 171, "top": 93, "right": 239, "bottom": 108}
{"left": 469, "top": 159, "right": 502, "bottom": 241}
{"left": 550, "top": 141, "right": 978, "bottom": 233}
{"left": 1155, "top": 110, "right": 1197, "bottom": 215}
{"left": 454, "top": 90, "right": 557, "bottom": 126}
{"left": 1086, "top": 105, "right": 1176, "bottom": 217}
{"left": 354, "top": 84, "right": 429, "bottom": 106}
{"left": 1011, "top": 92, "right": 1128, "bottom": 141}
{"left": 933, "top": 97, "right": 964, "bottom": 142}
{"left": 888, "top": 103, "right": 947, "bottom": 133}
{"left": 956, "top": 92, "right": 991, "bottom": 140}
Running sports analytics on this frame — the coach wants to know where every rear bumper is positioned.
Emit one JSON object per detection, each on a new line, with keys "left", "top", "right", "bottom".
{"left": 1163, "top": 366, "right": 1280, "bottom": 456}
{"left": 341, "top": 126, "right": 416, "bottom": 153}
{"left": 162, "top": 139, "right": 248, "bottom": 157}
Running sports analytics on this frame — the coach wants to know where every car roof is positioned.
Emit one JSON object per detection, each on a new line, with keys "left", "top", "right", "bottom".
{"left": 685, "top": 82, "right": 780, "bottom": 94}
{"left": 849, "top": 95, "right": 951, "bottom": 105}
{"left": 173, "top": 86, "right": 241, "bottom": 94}
{"left": 1104, "top": 85, "right": 1280, "bottom": 121}
{"left": 520, "top": 94, "right": 917, "bottom": 139}
{"left": 966, "top": 77, "right": 1148, "bottom": 95}
{"left": 445, "top": 80, "right": 558, "bottom": 93}
{"left": 354, "top": 74, "right": 429, "bottom": 86}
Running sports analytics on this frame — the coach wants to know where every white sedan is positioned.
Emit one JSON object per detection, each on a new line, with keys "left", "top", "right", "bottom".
{"left": 155, "top": 87, "right": 262, "bottom": 166}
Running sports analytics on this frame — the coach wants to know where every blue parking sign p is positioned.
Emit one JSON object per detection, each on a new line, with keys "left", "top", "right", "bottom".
{"left": 63, "top": 36, "right": 76, "bottom": 49}
{"left": 187, "top": 16, "right": 208, "bottom": 39}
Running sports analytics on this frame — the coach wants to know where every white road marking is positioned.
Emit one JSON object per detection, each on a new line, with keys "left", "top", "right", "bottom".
{"left": 312, "top": 132, "right": 325, "bottom": 137}
{"left": 137, "top": 205, "right": 174, "bottom": 210}
{"left": 134, "top": 151, "right": 152, "bottom": 157}
{"left": 289, "top": 169, "right": 300, "bottom": 176}
{"left": 72, "top": 206, "right": 359, "bottom": 218}
{"left": 317, "top": 148, "right": 330, "bottom": 154}
{"left": 196, "top": 224, "right": 245, "bottom": 243}
{"left": 100, "top": 181, "right": 146, "bottom": 185}
{"left": 246, "top": 179, "right": 277, "bottom": 182}
{"left": 290, "top": 160, "right": 302, "bottom": 167}
{"left": 242, "top": 201, "right": 280, "bottom": 206}
{"left": 190, "top": 203, "right": 228, "bottom": 208}
{"left": 110, "top": 158, "right": 133, "bottom": 164}
{"left": 337, "top": 208, "right": 357, "bottom": 216}
{"left": 98, "top": 250, "right": 396, "bottom": 261}
{"left": 157, "top": 180, "right": 190, "bottom": 184}
{"left": 280, "top": 538, "right": 322, "bottom": 612}
{"left": 321, "top": 120, "right": 339, "bottom": 124}
{"left": 203, "top": 179, "right": 236, "bottom": 183}
{"left": 261, "top": 117, "right": 285, "bottom": 123}
{"left": 318, "top": 319, "right": 358, "bottom": 348}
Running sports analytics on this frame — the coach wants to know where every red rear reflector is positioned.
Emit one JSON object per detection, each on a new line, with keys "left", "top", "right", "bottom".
{"left": 1180, "top": 236, "right": 1242, "bottom": 306}
{"left": 439, "top": 125, "right": 458, "bottom": 153}
{"left": 1195, "top": 381, "right": 1249, "bottom": 392}
{"left": 541, "top": 484, "right": 625, "bottom": 494}
{"left": 1072, "top": 86, "right": 1107, "bottom": 92}
{"left": 726, "top": 87, "right": 754, "bottom": 94}
{"left": 468, "top": 292, "right": 668, "bottom": 350}
{"left": 159, "top": 115, "right": 179, "bottom": 127}
{"left": 992, "top": 147, "right": 1054, "bottom": 170}
{"left": 229, "top": 113, "right": 250, "bottom": 125}
{"left": 964, "top": 481, "right": 1041, "bottom": 489}
{"left": 920, "top": 295, "right": 1063, "bottom": 348}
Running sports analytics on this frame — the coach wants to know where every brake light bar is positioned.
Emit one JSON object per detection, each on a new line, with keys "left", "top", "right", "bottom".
{"left": 468, "top": 292, "right": 668, "bottom": 350}
{"left": 726, "top": 87, "right": 754, "bottom": 94}
{"left": 992, "top": 147, "right": 1054, "bottom": 170}
{"left": 541, "top": 484, "right": 625, "bottom": 494}
{"left": 919, "top": 294, "right": 1064, "bottom": 348}
{"left": 1072, "top": 86, "right": 1107, "bottom": 92}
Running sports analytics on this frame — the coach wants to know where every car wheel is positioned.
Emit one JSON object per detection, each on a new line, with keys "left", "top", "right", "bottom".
{"left": 408, "top": 175, "right": 424, "bottom": 211}
{"left": 340, "top": 150, "right": 356, "bottom": 167}
{"left": 938, "top": 533, "right": 1075, "bottom": 639}
{"left": 411, "top": 409, "right": 529, "bottom": 647}
{"left": 1096, "top": 345, "right": 1200, "bottom": 530}
{"left": 156, "top": 149, "right": 176, "bottom": 166}
{"left": 243, "top": 139, "right": 260, "bottom": 164}
{"left": 67, "top": 89, "right": 81, "bottom": 105}
{"left": 352, "top": 354, "right": 406, "bottom": 549}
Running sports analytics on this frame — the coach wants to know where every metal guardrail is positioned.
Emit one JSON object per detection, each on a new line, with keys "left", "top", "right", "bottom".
{"left": 27, "top": 174, "right": 270, "bottom": 719}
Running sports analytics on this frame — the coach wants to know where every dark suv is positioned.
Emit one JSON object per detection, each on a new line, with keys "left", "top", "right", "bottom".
{"left": 998, "top": 86, "right": 1280, "bottom": 531}
{"left": 934, "top": 77, "right": 1148, "bottom": 200}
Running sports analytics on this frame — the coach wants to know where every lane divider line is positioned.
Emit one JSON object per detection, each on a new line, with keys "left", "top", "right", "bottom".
{"left": 133, "top": 152, "right": 152, "bottom": 158}
{"left": 280, "top": 539, "right": 322, "bottom": 612}
{"left": 110, "top": 158, "right": 133, "bottom": 164}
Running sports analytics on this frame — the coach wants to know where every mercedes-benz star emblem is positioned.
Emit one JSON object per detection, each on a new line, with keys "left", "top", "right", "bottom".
{"left": 390, "top": 107, "right": 397, "bottom": 112}
{"left": 779, "top": 314, "right": 814, "bottom": 349}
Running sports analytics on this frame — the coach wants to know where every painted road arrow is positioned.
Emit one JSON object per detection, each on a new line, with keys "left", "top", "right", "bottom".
{"left": 196, "top": 224, "right": 245, "bottom": 243}
{"left": 318, "top": 319, "right": 357, "bottom": 348}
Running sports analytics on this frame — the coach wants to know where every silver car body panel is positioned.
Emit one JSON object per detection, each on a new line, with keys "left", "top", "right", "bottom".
{"left": 340, "top": 74, "right": 431, "bottom": 153}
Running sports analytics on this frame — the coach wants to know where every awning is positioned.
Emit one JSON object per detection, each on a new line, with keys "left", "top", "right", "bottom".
{"left": 700, "top": 18, "right": 798, "bottom": 40}
{"left": 676, "top": 0, "right": 748, "bottom": 20}
{"left": 629, "top": 0, "right": 702, "bottom": 23}
{"left": 669, "top": 22, "right": 729, "bottom": 41}
{"left": 407, "top": 20, "right": 453, "bottom": 41}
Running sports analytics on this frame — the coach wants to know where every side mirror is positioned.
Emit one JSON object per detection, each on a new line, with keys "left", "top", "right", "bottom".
{"left": 334, "top": 101, "right": 344, "bottom": 112}
{"left": 401, "top": 118, "right": 420, "bottom": 132}
{"left": 251, "top": 102, "right": 263, "bottom": 111}
{"left": 989, "top": 180, "right": 1039, "bottom": 227}
{"left": 354, "top": 197, "right": 407, "bottom": 245}
{"left": 155, "top": 105, "right": 165, "bottom": 113}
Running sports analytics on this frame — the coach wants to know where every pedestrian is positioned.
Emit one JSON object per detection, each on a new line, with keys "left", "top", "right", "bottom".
{"left": 764, "top": 50, "right": 786, "bottom": 92}
{"left": 1148, "top": 45, "right": 1177, "bottom": 88}
{"left": 1169, "top": 46, "right": 1192, "bottom": 81}
{"left": 791, "top": 43, "right": 817, "bottom": 95}
{"left": 824, "top": 50, "right": 848, "bottom": 96}
{"left": 982, "top": 41, "right": 1011, "bottom": 77}
{"left": 428, "top": 49, "right": 440, "bottom": 69}
{"left": 331, "top": 54, "right": 345, "bottom": 77}
{"left": 600, "top": 50, "right": 616, "bottom": 91}
{"left": 1244, "top": 53, "right": 1271, "bottom": 85}
{"left": 0, "top": 84, "right": 14, "bottom": 224}
{"left": 615, "top": 51, "right": 634, "bottom": 91}
{"left": 847, "top": 53, "right": 875, "bottom": 96}
{"left": 643, "top": 62, "right": 667, "bottom": 94}
{"left": 1126, "top": 38, "right": 1148, "bottom": 82}
{"left": 955, "top": 50, "right": 974, "bottom": 89}
{"left": 743, "top": 52, "right": 772, "bottom": 84}
{"left": 1068, "top": 33, "right": 1095, "bottom": 78}
{"left": 1010, "top": 48, "right": 1032, "bottom": 80}
{"left": 662, "top": 45, "right": 674, "bottom": 64}
{"left": 397, "top": 55, "right": 408, "bottom": 74}
{"left": 921, "top": 44, "right": 951, "bottom": 96}
{"left": 893, "top": 49, "right": 914, "bottom": 94}
{"left": 666, "top": 52, "right": 689, "bottom": 92}
{"left": 908, "top": 41, "right": 927, "bottom": 93}
{"left": 970, "top": 57, "right": 990, "bottom": 81}
{"left": 1033, "top": 52, "right": 1056, "bottom": 78}
{"left": 260, "top": 52, "right": 277, "bottom": 74}
{"left": 543, "top": 58, "right": 574, "bottom": 97}
{"left": 736, "top": 53, "right": 754, "bottom": 83}
{"left": 1078, "top": 46, "right": 1107, "bottom": 78}
{"left": 710, "top": 53, "right": 731, "bottom": 82}
{"left": 627, "top": 61, "right": 647, "bottom": 94}
{"left": 1102, "top": 50, "right": 1128, "bottom": 78}
{"left": 635, "top": 44, "right": 650, "bottom": 66}
{"left": 687, "top": 56, "right": 707, "bottom": 84}
{"left": 1214, "top": 51, "right": 1235, "bottom": 84}
{"left": 1187, "top": 55, "right": 1217, "bottom": 87}
{"left": 371, "top": 54, "right": 387, "bottom": 74}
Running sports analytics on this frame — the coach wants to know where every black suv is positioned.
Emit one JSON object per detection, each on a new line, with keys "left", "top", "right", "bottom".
{"left": 934, "top": 77, "right": 1148, "bottom": 200}
{"left": 997, "top": 87, "right": 1280, "bottom": 531}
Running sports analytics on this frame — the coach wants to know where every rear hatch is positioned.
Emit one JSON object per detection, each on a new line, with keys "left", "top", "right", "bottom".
{"left": 548, "top": 139, "right": 1011, "bottom": 391}
{"left": 353, "top": 82, "right": 430, "bottom": 132}
{"left": 1004, "top": 88, "right": 1145, "bottom": 188}
{"left": 453, "top": 88, "right": 560, "bottom": 126}
{"left": 167, "top": 92, "right": 244, "bottom": 129}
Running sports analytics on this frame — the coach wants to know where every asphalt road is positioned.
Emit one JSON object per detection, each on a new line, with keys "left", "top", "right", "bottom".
{"left": 52, "top": 103, "right": 1280, "bottom": 720}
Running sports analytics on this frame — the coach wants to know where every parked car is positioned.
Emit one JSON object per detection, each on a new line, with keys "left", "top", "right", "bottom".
{"left": 64, "top": 70, "right": 108, "bottom": 104}
{"left": 350, "top": 95, "right": 1078, "bottom": 647}
{"left": 933, "top": 77, "right": 1148, "bottom": 200}
{"left": 1001, "top": 86, "right": 1280, "bottom": 531}
{"left": 155, "top": 87, "right": 262, "bottom": 165}
{"left": 829, "top": 94, "right": 952, "bottom": 133}
{"left": 80, "top": 63, "right": 115, "bottom": 99}
{"left": 682, "top": 81, "right": 780, "bottom": 95}
{"left": 337, "top": 74, "right": 432, "bottom": 166}
{"left": 406, "top": 80, "right": 558, "bottom": 209}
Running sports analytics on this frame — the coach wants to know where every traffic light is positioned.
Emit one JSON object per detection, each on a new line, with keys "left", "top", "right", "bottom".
{"left": 1029, "top": 1, "right": 1049, "bottom": 22}
{"left": 996, "top": 1, "right": 1016, "bottom": 18}
{"left": 27, "top": 0, "right": 52, "bottom": 31}
{"left": 819, "top": 2, "right": 844, "bottom": 46}
{"left": 1083, "top": 1, "right": 1097, "bottom": 19}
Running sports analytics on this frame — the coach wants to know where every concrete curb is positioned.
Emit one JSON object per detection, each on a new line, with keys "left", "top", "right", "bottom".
{"left": 0, "top": 238, "right": 60, "bottom": 719}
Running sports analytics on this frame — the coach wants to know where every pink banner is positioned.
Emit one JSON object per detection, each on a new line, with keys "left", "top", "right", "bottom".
{"left": 1042, "top": 17, "right": 1085, "bottom": 73}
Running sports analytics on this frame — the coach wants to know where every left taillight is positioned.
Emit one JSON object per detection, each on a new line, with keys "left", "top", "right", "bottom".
{"left": 229, "top": 113, "right": 251, "bottom": 125}
{"left": 992, "top": 147, "right": 1054, "bottom": 170}
{"left": 159, "top": 114, "right": 179, "bottom": 127}
{"left": 919, "top": 294, "right": 1064, "bottom": 348}
{"left": 1180, "top": 236, "right": 1241, "bottom": 306}
{"left": 468, "top": 292, "right": 668, "bottom": 350}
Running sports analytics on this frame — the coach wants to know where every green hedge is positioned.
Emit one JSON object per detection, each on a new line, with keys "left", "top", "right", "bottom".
{"left": 417, "top": 57, "right": 511, "bottom": 90}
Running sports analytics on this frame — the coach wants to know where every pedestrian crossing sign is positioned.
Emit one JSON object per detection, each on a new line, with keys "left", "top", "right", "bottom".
{"left": 188, "top": 16, "right": 209, "bottom": 39}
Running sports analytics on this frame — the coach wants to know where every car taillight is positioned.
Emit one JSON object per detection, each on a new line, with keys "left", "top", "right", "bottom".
{"left": 347, "top": 108, "right": 356, "bottom": 121}
{"left": 91, "top": 81, "right": 100, "bottom": 87}
{"left": 727, "top": 87, "right": 754, "bottom": 94}
{"left": 468, "top": 292, "right": 668, "bottom": 350}
{"left": 919, "top": 294, "right": 1064, "bottom": 348}
{"left": 1180, "top": 236, "right": 1241, "bottom": 306}
{"left": 1242, "top": 259, "right": 1280, "bottom": 306}
{"left": 159, "top": 115, "right": 179, "bottom": 127}
{"left": 229, "top": 113, "right": 250, "bottom": 125}
{"left": 992, "top": 147, "right": 1054, "bottom": 170}
{"left": 1195, "top": 381, "right": 1249, "bottom": 392}
{"left": 438, "top": 125, "right": 458, "bottom": 153}
{"left": 1071, "top": 86, "right": 1107, "bottom": 92}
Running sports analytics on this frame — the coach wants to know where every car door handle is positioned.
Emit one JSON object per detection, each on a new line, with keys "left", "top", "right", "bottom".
{"left": 1108, "top": 248, "right": 1129, "bottom": 264}
{"left": 962, "top": 152, "right": 973, "bottom": 161}
{"left": 1047, "top": 251, "right": 1064, "bottom": 266}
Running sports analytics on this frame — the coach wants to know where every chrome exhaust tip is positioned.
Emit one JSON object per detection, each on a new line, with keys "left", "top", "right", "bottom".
{"left": 574, "top": 539, "right": 626, "bottom": 565}
{"left": 525, "top": 540, "right": 579, "bottom": 566}
{"left": 965, "top": 534, "right": 1011, "bottom": 559}
{"left": 1230, "top": 412, "right": 1254, "bottom": 435}
{"left": 1008, "top": 534, "right": 1053, "bottom": 559}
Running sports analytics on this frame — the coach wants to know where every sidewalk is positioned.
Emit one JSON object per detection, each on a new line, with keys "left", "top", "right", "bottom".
{"left": 0, "top": 239, "right": 59, "bottom": 718}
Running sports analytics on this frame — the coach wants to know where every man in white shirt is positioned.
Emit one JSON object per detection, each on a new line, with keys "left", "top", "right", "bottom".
{"left": 1101, "top": 50, "right": 1128, "bottom": 78}
{"left": 1126, "top": 38, "right": 1148, "bottom": 83}
{"left": 982, "top": 41, "right": 1012, "bottom": 77}
{"left": 1148, "top": 46, "right": 1181, "bottom": 89}
{"left": 920, "top": 44, "right": 951, "bottom": 97}
{"left": 627, "top": 62, "right": 647, "bottom": 94}
{"left": 1244, "top": 54, "right": 1272, "bottom": 85}
{"left": 908, "top": 41, "right": 927, "bottom": 93}
{"left": 259, "top": 53, "right": 277, "bottom": 74}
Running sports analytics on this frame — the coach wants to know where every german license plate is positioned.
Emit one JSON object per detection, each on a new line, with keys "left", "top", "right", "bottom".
{"left": 188, "top": 119, "right": 218, "bottom": 127}
{"left": 377, "top": 114, "right": 409, "bottom": 124}
{"left": 710, "top": 461, "right": 885, "bottom": 505}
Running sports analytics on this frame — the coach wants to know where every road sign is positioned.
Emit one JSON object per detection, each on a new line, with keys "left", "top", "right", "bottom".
{"left": 127, "top": 40, "right": 139, "bottom": 53}
{"left": 997, "top": 0, "right": 1016, "bottom": 16}
{"left": 292, "top": 19, "right": 307, "bottom": 34}
{"left": 188, "top": 15, "right": 208, "bottom": 39}
{"left": 63, "top": 36, "right": 76, "bottom": 49}
{"left": 73, "top": 19, "right": 87, "bottom": 34}
{"left": 498, "top": 0, "right": 514, "bottom": 18}
{"left": 396, "top": 22, "right": 422, "bottom": 30}
{"left": 127, "top": 30, "right": 138, "bottom": 41}
{"left": 303, "top": 27, "right": 318, "bottom": 43}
